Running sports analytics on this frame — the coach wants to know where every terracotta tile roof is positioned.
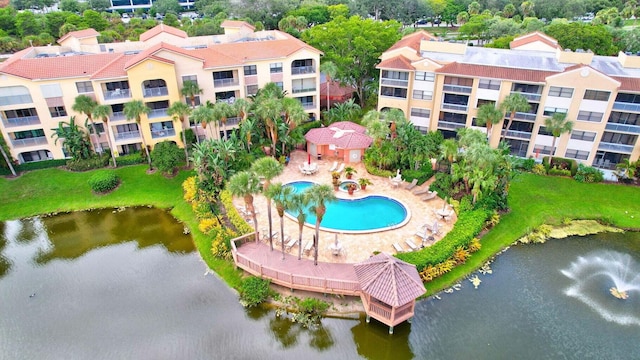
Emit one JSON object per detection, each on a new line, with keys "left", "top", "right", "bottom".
{"left": 57, "top": 28, "right": 100, "bottom": 44}
{"left": 436, "top": 62, "right": 557, "bottom": 83}
{"left": 354, "top": 253, "right": 426, "bottom": 307}
{"left": 124, "top": 42, "right": 202, "bottom": 69}
{"left": 613, "top": 76, "right": 640, "bottom": 91}
{"left": 91, "top": 54, "right": 133, "bottom": 79}
{"left": 320, "top": 80, "right": 355, "bottom": 98}
{"left": 221, "top": 20, "right": 256, "bottom": 31}
{"left": 376, "top": 55, "right": 415, "bottom": 70}
{"left": 509, "top": 31, "right": 559, "bottom": 50}
{"left": 305, "top": 122, "right": 372, "bottom": 149}
{"left": 139, "top": 24, "right": 187, "bottom": 42}
{"left": 388, "top": 30, "right": 436, "bottom": 53}
{"left": 0, "top": 52, "right": 123, "bottom": 80}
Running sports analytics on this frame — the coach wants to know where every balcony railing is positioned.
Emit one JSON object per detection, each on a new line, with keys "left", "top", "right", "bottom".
{"left": 292, "top": 87, "right": 316, "bottom": 94}
{"left": 114, "top": 130, "right": 141, "bottom": 141}
{"left": 514, "top": 112, "right": 537, "bottom": 121}
{"left": 226, "top": 117, "right": 240, "bottom": 127}
{"left": 110, "top": 111, "right": 128, "bottom": 122}
{"left": 301, "top": 103, "right": 315, "bottom": 109}
{"left": 443, "top": 84, "right": 472, "bottom": 94}
{"left": 437, "top": 121, "right": 466, "bottom": 130}
{"left": 213, "top": 78, "right": 239, "bottom": 87}
{"left": 612, "top": 102, "right": 640, "bottom": 113}
{"left": 3, "top": 115, "right": 40, "bottom": 127}
{"left": 502, "top": 130, "right": 533, "bottom": 140}
{"left": 147, "top": 108, "right": 168, "bottom": 119}
{"left": 11, "top": 136, "right": 47, "bottom": 148}
{"left": 598, "top": 142, "right": 634, "bottom": 154}
{"left": 142, "top": 87, "right": 169, "bottom": 98}
{"left": 605, "top": 123, "right": 640, "bottom": 134}
{"left": 380, "top": 79, "right": 408, "bottom": 87}
{"left": 151, "top": 128, "right": 176, "bottom": 139}
{"left": 511, "top": 91, "right": 541, "bottom": 102}
{"left": 441, "top": 103, "right": 468, "bottom": 112}
{"left": 291, "top": 66, "right": 315, "bottom": 75}
{"left": 104, "top": 89, "right": 131, "bottom": 100}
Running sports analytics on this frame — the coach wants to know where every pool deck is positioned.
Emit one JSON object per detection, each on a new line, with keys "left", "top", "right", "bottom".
{"left": 232, "top": 150, "right": 456, "bottom": 264}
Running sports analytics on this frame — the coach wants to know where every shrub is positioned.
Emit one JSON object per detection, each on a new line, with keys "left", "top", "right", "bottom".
{"left": 532, "top": 164, "right": 546, "bottom": 175}
{"left": 116, "top": 152, "right": 145, "bottom": 167}
{"left": 198, "top": 217, "right": 221, "bottom": 234}
{"left": 363, "top": 159, "right": 394, "bottom": 178}
{"left": 182, "top": 176, "right": 197, "bottom": 203}
{"left": 220, "top": 190, "right": 254, "bottom": 235}
{"left": 512, "top": 157, "right": 536, "bottom": 172}
{"left": 543, "top": 156, "right": 578, "bottom": 176}
{"left": 548, "top": 167, "right": 571, "bottom": 177}
{"left": 429, "top": 172, "right": 453, "bottom": 197}
{"left": 88, "top": 171, "right": 120, "bottom": 193}
{"left": 574, "top": 164, "right": 604, "bottom": 183}
{"left": 468, "top": 238, "right": 482, "bottom": 252}
{"left": 402, "top": 167, "right": 435, "bottom": 185}
{"left": 67, "top": 154, "right": 110, "bottom": 172}
{"left": 293, "top": 297, "right": 330, "bottom": 324}
{"left": 211, "top": 227, "right": 235, "bottom": 259}
{"left": 239, "top": 277, "right": 270, "bottom": 307}
{"left": 151, "top": 141, "right": 183, "bottom": 175}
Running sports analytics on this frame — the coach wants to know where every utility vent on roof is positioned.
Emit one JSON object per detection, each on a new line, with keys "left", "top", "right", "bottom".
{"left": 124, "top": 50, "right": 141, "bottom": 55}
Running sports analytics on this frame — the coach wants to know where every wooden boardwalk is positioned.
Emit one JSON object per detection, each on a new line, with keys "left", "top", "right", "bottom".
{"left": 231, "top": 234, "right": 361, "bottom": 296}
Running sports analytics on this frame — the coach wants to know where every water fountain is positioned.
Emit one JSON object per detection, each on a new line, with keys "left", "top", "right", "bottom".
{"left": 338, "top": 180, "right": 360, "bottom": 193}
{"left": 561, "top": 250, "right": 640, "bottom": 326}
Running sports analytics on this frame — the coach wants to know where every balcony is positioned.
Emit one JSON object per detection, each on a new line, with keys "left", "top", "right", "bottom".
{"left": 214, "top": 78, "right": 239, "bottom": 88}
{"left": 511, "top": 91, "right": 541, "bottom": 102}
{"left": 291, "top": 66, "right": 315, "bottom": 75}
{"left": 380, "top": 79, "right": 408, "bottom": 87}
{"left": 598, "top": 142, "right": 634, "bottom": 154}
{"left": 605, "top": 123, "right": 640, "bottom": 134}
{"left": 441, "top": 103, "right": 468, "bottom": 112}
{"left": 443, "top": 84, "right": 471, "bottom": 94}
{"left": 292, "top": 87, "right": 316, "bottom": 94}
{"left": 104, "top": 89, "right": 131, "bottom": 101}
{"left": 110, "top": 111, "right": 128, "bottom": 122}
{"left": 502, "top": 130, "right": 532, "bottom": 140}
{"left": 114, "top": 130, "right": 141, "bottom": 142}
{"left": 612, "top": 102, "right": 640, "bottom": 113}
{"left": 143, "top": 87, "right": 169, "bottom": 98}
{"left": 151, "top": 128, "right": 176, "bottom": 139}
{"left": 226, "top": 117, "right": 240, "bottom": 127}
{"left": 11, "top": 136, "right": 47, "bottom": 148}
{"left": 301, "top": 103, "right": 315, "bottom": 110}
{"left": 514, "top": 112, "right": 537, "bottom": 121}
{"left": 3, "top": 115, "right": 40, "bottom": 127}
{"left": 148, "top": 108, "right": 169, "bottom": 119}
{"left": 437, "top": 121, "right": 466, "bottom": 130}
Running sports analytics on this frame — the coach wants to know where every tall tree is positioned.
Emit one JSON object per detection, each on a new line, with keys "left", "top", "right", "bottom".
{"left": 251, "top": 156, "right": 284, "bottom": 251}
{"left": 123, "top": 100, "right": 152, "bottom": 170}
{"left": 227, "top": 171, "right": 262, "bottom": 242}
{"left": 320, "top": 60, "right": 338, "bottom": 111}
{"left": 476, "top": 103, "right": 503, "bottom": 141}
{"left": 266, "top": 182, "right": 294, "bottom": 260}
{"left": 362, "top": 109, "right": 391, "bottom": 144}
{"left": 191, "top": 105, "right": 215, "bottom": 141}
{"left": 92, "top": 104, "right": 118, "bottom": 167}
{"left": 302, "top": 16, "right": 402, "bottom": 107}
{"left": 286, "top": 192, "right": 310, "bottom": 260}
{"left": 439, "top": 138, "right": 458, "bottom": 174}
{"left": 254, "top": 96, "right": 282, "bottom": 155}
{"left": 544, "top": 112, "right": 574, "bottom": 156}
{"left": 51, "top": 116, "right": 93, "bottom": 160}
{"left": 305, "top": 184, "right": 336, "bottom": 266}
{"left": 167, "top": 101, "right": 192, "bottom": 166}
{"left": 180, "top": 80, "right": 203, "bottom": 144}
{"left": 499, "top": 93, "right": 530, "bottom": 142}
{"left": 72, "top": 95, "right": 100, "bottom": 153}
{"left": 212, "top": 101, "right": 234, "bottom": 139}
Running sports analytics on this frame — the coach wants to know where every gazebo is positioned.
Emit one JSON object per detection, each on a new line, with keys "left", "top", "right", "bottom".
{"left": 354, "top": 253, "right": 426, "bottom": 334}
{"left": 304, "top": 121, "right": 373, "bottom": 164}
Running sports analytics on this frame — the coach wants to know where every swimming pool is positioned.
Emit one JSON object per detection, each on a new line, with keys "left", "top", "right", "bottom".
{"left": 284, "top": 181, "right": 410, "bottom": 233}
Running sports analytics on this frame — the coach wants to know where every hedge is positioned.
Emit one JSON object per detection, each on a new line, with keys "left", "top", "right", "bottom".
{"left": 116, "top": 152, "right": 146, "bottom": 167}
{"left": 220, "top": 190, "right": 254, "bottom": 235}
{"left": 396, "top": 208, "right": 490, "bottom": 271}
{"left": 88, "top": 170, "right": 120, "bottom": 193}
{"left": 542, "top": 156, "right": 578, "bottom": 176}
{"left": 0, "top": 159, "right": 67, "bottom": 175}
{"left": 402, "top": 167, "right": 434, "bottom": 185}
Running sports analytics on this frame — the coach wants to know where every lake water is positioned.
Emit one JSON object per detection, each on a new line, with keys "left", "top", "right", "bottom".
{"left": 1, "top": 208, "right": 639, "bottom": 359}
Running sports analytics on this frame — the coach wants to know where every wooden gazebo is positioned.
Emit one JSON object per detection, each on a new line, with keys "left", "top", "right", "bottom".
{"left": 354, "top": 253, "right": 426, "bottom": 334}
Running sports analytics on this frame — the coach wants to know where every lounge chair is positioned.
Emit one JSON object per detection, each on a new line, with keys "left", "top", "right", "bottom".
{"left": 261, "top": 230, "right": 279, "bottom": 242}
{"left": 285, "top": 236, "right": 297, "bottom": 252}
{"left": 335, "top": 163, "right": 345, "bottom": 173}
{"left": 412, "top": 187, "right": 431, "bottom": 195}
{"left": 415, "top": 227, "right": 429, "bottom": 240}
{"left": 405, "top": 239, "right": 419, "bottom": 251}
{"left": 421, "top": 191, "right": 438, "bottom": 201}
{"left": 303, "top": 239, "right": 314, "bottom": 255}
{"left": 404, "top": 179, "right": 418, "bottom": 190}
{"left": 328, "top": 161, "right": 338, "bottom": 172}
{"left": 392, "top": 242, "right": 404, "bottom": 253}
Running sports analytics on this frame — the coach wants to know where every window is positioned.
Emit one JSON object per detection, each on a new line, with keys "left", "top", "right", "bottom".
{"left": 182, "top": 75, "right": 198, "bottom": 85}
{"left": 410, "top": 108, "right": 430, "bottom": 118}
{"left": 565, "top": 149, "right": 589, "bottom": 160}
{"left": 615, "top": 93, "right": 640, "bottom": 104}
{"left": 270, "top": 62, "right": 283, "bottom": 73}
{"left": 571, "top": 130, "right": 596, "bottom": 141}
{"left": 381, "top": 70, "right": 409, "bottom": 81}
{"left": 543, "top": 107, "right": 568, "bottom": 116}
{"left": 511, "top": 83, "right": 541, "bottom": 94}
{"left": 0, "top": 86, "right": 33, "bottom": 106}
{"left": 89, "top": 123, "right": 105, "bottom": 134}
{"left": 275, "top": 82, "right": 283, "bottom": 90}
{"left": 577, "top": 111, "right": 603, "bottom": 122}
{"left": 4, "top": 108, "right": 37, "bottom": 119}
{"left": 538, "top": 126, "right": 552, "bottom": 136}
{"left": 476, "top": 99, "right": 495, "bottom": 108}
{"left": 584, "top": 90, "right": 610, "bottom": 101}
{"left": 75, "top": 81, "right": 94, "bottom": 94}
{"left": 608, "top": 112, "right": 640, "bottom": 126}
{"left": 444, "top": 76, "right": 473, "bottom": 87}
{"left": 244, "top": 65, "right": 257, "bottom": 76}
{"left": 600, "top": 131, "right": 637, "bottom": 145}
{"left": 478, "top": 79, "right": 500, "bottom": 90}
{"left": 414, "top": 71, "right": 435, "bottom": 81}
{"left": 380, "top": 86, "right": 407, "bottom": 98}
{"left": 412, "top": 90, "right": 432, "bottom": 100}
{"left": 548, "top": 86, "right": 573, "bottom": 98}
{"left": 246, "top": 84, "right": 258, "bottom": 96}
{"left": 40, "top": 84, "right": 62, "bottom": 98}
{"left": 533, "top": 144, "right": 553, "bottom": 155}
{"left": 49, "top": 106, "right": 67, "bottom": 117}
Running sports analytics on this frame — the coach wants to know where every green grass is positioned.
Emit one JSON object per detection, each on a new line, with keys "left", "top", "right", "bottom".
{"left": 0, "top": 165, "right": 244, "bottom": 289}
{"left": 424, "top": 173, "right": 640, "bottom": 296}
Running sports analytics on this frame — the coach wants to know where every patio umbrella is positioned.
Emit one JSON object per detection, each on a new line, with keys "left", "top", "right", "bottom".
{"left": 433, "top": 221, "right": 438, "bottom": 234}
{"left": 308, "top": 153, "right": 311, "bottom": 165}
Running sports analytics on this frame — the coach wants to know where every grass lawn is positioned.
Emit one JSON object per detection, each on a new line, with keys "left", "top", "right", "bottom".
{"left": 0, "top": 165, "right": 244, "bottom": 289}
{"left": 424, "top": 172, "right": 640, "bottom": 296}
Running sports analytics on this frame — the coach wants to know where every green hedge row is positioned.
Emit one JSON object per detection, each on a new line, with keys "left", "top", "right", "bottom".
{"left": 220, "top": 190, "right": 254, "bottom": 235}
{"left": 116, "top": 152, "right": 146, "bottom": 167}
{"left": 0, "top": 159, "right": 67, "bottom": 175}
{"left": 396, "top": 208, "right": 490, "bottom": 271}
{"left": 402, "top": 167, "right": 434, "bottom": 185}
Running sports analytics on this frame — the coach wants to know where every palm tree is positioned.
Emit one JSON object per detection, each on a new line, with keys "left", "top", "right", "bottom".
{"left": 181, "top": 80, "right": 203, "bottom": 144}
{"left": 239, "top": 117, "right": 257, "bottom": 152}
{"left": 305, "top": 184, "right": 337, "bottom": 266}
{"left": 191, "top": 105, "right": 215, "bottom": 141}
{"left": 213, "top": 101, "right": 234, "bottom": 139}
{"left": 0, "top": 134, "right": 16, "bottom": 176}
{"left": 254, "top": 96, "right": 283, "bottom": 155}
{"left": 362, "top": 110, "right": 390, "bottom": 144}
{"left": 51, "top": 116, "right": 93, "bottom": 160}
{"left": 92, "top": 104, "right": 118, "bottom": 167}
{"left": 544, "top": 112, "right": 574, "bottom": 156}
{"left": 233, "top": 98, "right": 252, "bottom": 123}
{"left": 469, "top": 167, "right": 497, "bottom": 204}
{"left": 281, "top": 97, "right": 307, "bottom": 155}
{"left": 320, "top": 61, "right": 338, "bottom": 110}
{"left": 167, "top": 101, "right": 192, "bottom": 166}
{"left": 227, "top": 171, "right": 262, "bottom": 242}
{"left": 286, "top": 192, "right": 310, "bottom": 260}
{"left": 123, "top": 100, "right": 152, "bottom": 170}
{"left": 439, "top": 138, "right": 459, "bottom": 174}
{"left": 476, "top": 103, "right": 503, "bottom": 141}
{"left": 499, "top": 93, "right": 530, "bottom": 142}
{"left": 72, "top": 95, "right": 100, "bottom": 153}
{"left": 266, "top": 182, "right": 294, "bottom": 260}
{"left": 251, "top": 157, "right": 284, "bottom": 251}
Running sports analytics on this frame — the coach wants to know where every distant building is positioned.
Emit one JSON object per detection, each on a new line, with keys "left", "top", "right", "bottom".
{"left": 377, "top": 31, "right": 640, "bottom": 170}
{"left": 0, "top": 22, "right": 321, "bottom": 164}
{"left": 108, "top": 0, "right": 195, "bottom": 13}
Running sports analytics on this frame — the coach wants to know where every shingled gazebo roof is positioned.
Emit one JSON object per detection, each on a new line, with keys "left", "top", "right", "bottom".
{"left": 353, "top": 253, "right": 426, "bottom": 307}
{"left": 304, "top": 121, "right": 372, "bottom": 150}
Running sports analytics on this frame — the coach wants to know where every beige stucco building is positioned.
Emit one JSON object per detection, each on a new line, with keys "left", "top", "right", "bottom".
{"left": 0, "top": 21, "right": 321, "bottom": 163}
{"left": 377, "top": 31, "right": 640, "bottom": 171}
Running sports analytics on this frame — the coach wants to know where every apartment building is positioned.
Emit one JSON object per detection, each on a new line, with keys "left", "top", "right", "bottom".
{"left": 0, "top": 21, "right": 321, "bottom": 164}
{"left": 377, "top": 31, "right": 640, "bottom": 171}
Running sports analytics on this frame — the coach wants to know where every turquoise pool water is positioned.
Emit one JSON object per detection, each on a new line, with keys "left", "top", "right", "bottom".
{"left": 285, "top": 181, "right": 409, "bottom": 233}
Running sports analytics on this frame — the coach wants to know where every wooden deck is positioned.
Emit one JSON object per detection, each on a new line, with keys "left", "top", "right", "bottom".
{"left": 231, "top": 233, "right": 361, "bottom": 296}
